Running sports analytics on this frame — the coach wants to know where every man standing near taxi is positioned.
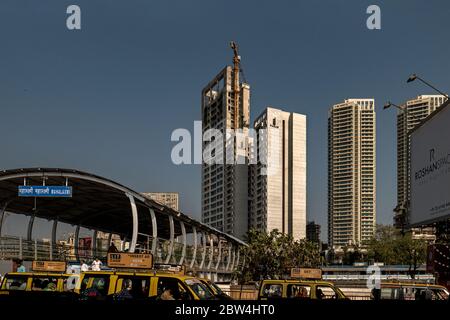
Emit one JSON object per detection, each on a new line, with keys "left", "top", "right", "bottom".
{"left": 16, "top": 260, "right": 26, "bottom": 272}
{"left": 91, "top": 258, "right": 102, "bottom": 271}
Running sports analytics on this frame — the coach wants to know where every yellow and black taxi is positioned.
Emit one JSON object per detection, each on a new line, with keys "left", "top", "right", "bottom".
{"left": 0, "top": 270, "right": 79, "bottom": 300}
{"left": 78, "top": 253, "right": 216, "bottom": 301}
{"left": 258, "top": 268, "right": 347, "bottom": 300}
{"left": 374, "top": 282, "right": 450, "bottom": 301}
{"left": 79, "top": 270, "right": 215, "bottom": 301}
{"left": 258, "top": 279, "right": 347, "bottom": 300}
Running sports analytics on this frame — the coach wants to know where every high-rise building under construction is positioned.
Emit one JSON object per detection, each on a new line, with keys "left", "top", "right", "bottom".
{"left": 201, "top": 43, "right": 250, "bottom": 239}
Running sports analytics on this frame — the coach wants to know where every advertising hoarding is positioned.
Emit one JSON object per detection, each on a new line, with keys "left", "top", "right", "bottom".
{"left": 410, "top": 102, "right": 450, "bottom": 225}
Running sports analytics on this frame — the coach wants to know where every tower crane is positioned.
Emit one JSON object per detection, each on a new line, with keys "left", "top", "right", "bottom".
{"left": 230, "top": 41, "right": 241, "bottom": 129}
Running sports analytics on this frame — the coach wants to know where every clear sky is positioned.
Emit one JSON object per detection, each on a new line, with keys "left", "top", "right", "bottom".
{"left": 1, "top": 0, "right": 449, "bottom": 241}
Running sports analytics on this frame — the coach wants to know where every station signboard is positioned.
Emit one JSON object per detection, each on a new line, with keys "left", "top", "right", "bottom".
{"left": 18, "top": 185, "right": 72, "bottom": 198}
{"left": 107, "top": 253, "right": 153, "bottom": 269}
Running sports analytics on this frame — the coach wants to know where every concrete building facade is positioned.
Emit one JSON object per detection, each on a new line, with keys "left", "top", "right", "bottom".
{"left": 249, "top": 107, "right": 307, "bottom": 240}
{"left": 328, "top": 99, "right": 376, "bottom": 249}
{"left": 142, "top": 192, "right": 179, "bottom": 211}
{"left": 201, "top": 66, "right": 250, "bottom": 239}
{"left": 306, "top": 221, "right": 321, "bottom": 244}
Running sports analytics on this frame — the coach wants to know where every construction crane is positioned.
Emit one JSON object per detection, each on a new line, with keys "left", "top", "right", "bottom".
{"left": 230, "top": 41, "right": 241, "bottom": 129}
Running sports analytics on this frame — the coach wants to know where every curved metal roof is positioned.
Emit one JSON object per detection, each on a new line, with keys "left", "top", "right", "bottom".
{"left": 0, "top": 168, "right": 246, "bottom": 246}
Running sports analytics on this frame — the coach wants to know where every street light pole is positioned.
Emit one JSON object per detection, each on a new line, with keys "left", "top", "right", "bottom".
{"left": 406, "top": 74, "right": 449, "bottom": 98}
{"left": 383, "top": 101, "right": 409, "bottom": 234}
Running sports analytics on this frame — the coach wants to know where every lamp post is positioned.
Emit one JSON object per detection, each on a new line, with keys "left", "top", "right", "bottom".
{"left": 384, "top": 101, "right": 409, "bottom": 234}
{"left": 406, "top": 74, "right": 448, "bottom": 98}
{"left": 383, "top": 101, "right": 403, "bottom": 111}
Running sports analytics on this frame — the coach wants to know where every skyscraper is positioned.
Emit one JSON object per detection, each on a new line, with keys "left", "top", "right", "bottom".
{"left": 328, "top": 99, "right": 376, "bottom": 249}
{"left": 249, "top": 107, "right": 307, "bottom": 240}
{"left": 201, "top": 66, "right": 250, "bottom": 239}
{"left": 395, "top": 95, "right": 447, "bottom": 228}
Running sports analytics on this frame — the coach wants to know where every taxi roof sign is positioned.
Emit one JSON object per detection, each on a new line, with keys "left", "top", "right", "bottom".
{"left": 290, "top": 268, "right": 322, "bottom": 280}
{"left": 107, "top": 253, "right": 153, "bottom": 269}
{"left": 32, "top": 261, "right": 67, "bottom": 272}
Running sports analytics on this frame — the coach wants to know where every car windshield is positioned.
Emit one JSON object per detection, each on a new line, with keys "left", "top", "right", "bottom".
{"left": 185, "top": 279, "right": 214, "bottom": 300}
{"left": 429, "top": 288, "right": 449, "bottom": 300}
{"left": 208, "top": 281, "right": 225, "bottom": 295}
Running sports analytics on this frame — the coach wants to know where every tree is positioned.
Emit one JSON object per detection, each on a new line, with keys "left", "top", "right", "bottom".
{"left": 366, "top": 225, "right": 428, "bottom": 279}
{"left": 235, "top": 229, "right": 321, "bottom": 283}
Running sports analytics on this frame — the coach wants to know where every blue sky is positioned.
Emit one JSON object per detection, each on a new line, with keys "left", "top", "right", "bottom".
{"left": 1, "top": 0, "right": 449, "bottom": 241}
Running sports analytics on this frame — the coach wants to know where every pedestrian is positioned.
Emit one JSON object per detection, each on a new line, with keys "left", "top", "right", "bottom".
{"left": 91, "top": 258, "right": 102, "bottom": 271}
{"left": 80, "top": 260, "right": 89, "bottom": 272}
{"left": 16, "top": 260, "right": 26, "bottom": 272}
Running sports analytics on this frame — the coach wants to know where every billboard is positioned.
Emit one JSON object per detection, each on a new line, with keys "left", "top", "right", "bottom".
{"left": 410, "top": 102, "right": 450, "bottom": 225}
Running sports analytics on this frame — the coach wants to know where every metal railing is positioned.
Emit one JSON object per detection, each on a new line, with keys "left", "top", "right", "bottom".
{"left": 0, "top": 236, "right": 107, "bottom": 262}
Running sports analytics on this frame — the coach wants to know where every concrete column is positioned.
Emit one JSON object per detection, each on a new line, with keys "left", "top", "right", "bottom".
{"left": 51, "top": 219, "right": 58, "bottom": 260}
{"left": 189, "top": 226, "right": 198, "bottom": 269}
{"left": 226, "top": 243, "right": 233, "bottom": 271}
{"left": 199, "top": 231, "right": 207, "bottom": 269}
{"left": 107, "top": 232, "right": 113, "bottom": 247}
{"left": 74, "top": 225, "right": 80, "bottom": 261}
{"left": 27, "top": 215, "right": 35, "bottom": 241}
{"left": 0, "top": 201, "right": 10, "bottom": 237}
{"left": 126, "top": 194, "right": 139, "bottom": 253}
{"left": 92, "top": 230, "right": 98, "bottom": 257}
{"left": 150, "top": 209, "right": 158, "bottom": 255}
{"left": 19, "top": 237, "right": 23, "bottom": 260}
{"left": 164, "top": 215, "right": 175, "bottom": 264}
{"left": 179, "top": 221, "right": 187, "bottom": 265}
{"left": 215, "top": 239, "right": 222, "bottom": 271}
{"left": 230, "top": 247, "right": 236, "bottom": 271}
{"left": 207, "top": 234, "right": 214, "bottom": 270}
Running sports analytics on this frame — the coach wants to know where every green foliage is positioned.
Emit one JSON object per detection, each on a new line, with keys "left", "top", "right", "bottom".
{"left": 235, "top": 229, "right": 321, "bottom": 283}
{"left": 366, "top": 225, "right": 428, "bottom": 278}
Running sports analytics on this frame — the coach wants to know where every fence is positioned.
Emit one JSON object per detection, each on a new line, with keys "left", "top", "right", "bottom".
{"left": 0, "top": 236, "right": 107, "bottom": 262}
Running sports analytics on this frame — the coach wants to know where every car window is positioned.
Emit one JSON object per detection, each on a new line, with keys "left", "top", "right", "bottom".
{"left": 287, "top": 284, "right": 311, "bottom": 299}
{"left": 4, "top": 277, "right": 28, "bottom": 291}
{"left": 157, "top": 277, "right": 192, "bottom": 300}
{"left": 115, "top": 277, "right": 150, "bottom": 299}
{"left": 315, "top": 286, "right": 338, "bottom": 300}
{"left": 31, "top": 277, "right": 58, "bottom": 291}
{"left": 80, "top": 275, "right": 109, "bottom": 296}
{"left": 185, "top": 279, "right": 213, "bottom": 300}
{"left": 432, "top": 288, "right": 449, "bottom": 301}
{"left": 63, "top": 275, "right": 80, "bottom": 292}
{"left": 262, "top": 284, "right": 283, "bottom": 298}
